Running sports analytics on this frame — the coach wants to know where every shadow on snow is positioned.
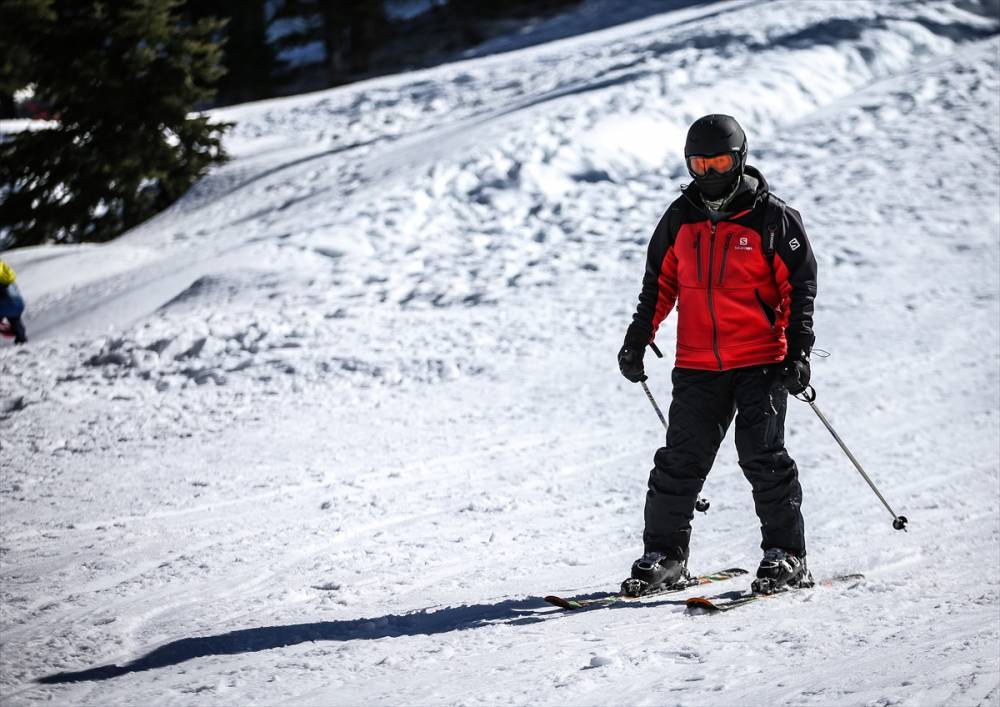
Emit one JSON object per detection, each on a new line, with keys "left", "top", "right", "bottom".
{"left": 35, "top": 592, "right": 693, "bottom": 684}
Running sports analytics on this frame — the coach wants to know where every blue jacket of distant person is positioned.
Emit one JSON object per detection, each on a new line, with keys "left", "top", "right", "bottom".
{"left": 0, "top": 260, "right": 28, "bottom": 343}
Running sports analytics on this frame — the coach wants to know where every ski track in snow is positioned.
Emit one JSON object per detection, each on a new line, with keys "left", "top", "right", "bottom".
{"left": 1, "top": 1, "right": 999, "bottom": 704}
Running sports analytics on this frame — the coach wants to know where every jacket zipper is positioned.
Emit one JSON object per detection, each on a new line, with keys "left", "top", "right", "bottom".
{"left": 694, "top": 233, "right": 702, "bottom": 282}
{"left": 717, "top": 233, "right": 733, "bottom": 285}
{"left": 706, "top": 223, "right": 723, "bottom": 370}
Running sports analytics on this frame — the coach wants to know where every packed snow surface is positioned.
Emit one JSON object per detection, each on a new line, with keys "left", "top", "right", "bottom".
{"left": 2, "top": 1, "right": 999, "bottom": 704}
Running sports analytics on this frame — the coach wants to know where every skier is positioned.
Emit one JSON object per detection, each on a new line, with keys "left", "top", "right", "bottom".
{"left": 618, "top": 114, "right": 817, "bottom": 595}
{"left": 0, "top": 260, "right": 28, "bottom": 344}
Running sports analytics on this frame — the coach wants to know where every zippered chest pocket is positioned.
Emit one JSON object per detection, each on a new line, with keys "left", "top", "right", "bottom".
{"left": 717, "top": 233, "right": 734, "bottom": 285}
{"left": 715, "top": 229, "right": 772, "bottom": 286}
{"left": 676, "top": 228, "right": 705, "bottom": 286}
{"left": 694, "top": 233, "right": 702, "bottom": 282}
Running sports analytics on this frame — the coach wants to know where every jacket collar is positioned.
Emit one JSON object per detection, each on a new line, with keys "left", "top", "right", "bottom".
{"left": 681, "top": 164, "right": 769, "bottom": 220}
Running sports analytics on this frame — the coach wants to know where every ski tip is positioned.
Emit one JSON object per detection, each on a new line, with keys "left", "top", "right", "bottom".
{"left": 685, "top": 596, "right": 721, "bottom": 612}
{"left": 544, "top": 595, "right": 579, "bottom": 610}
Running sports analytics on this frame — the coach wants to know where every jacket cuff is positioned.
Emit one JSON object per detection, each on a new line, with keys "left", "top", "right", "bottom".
{"left": 785, "top": 334, "right": 814, "bottom": 361}
{"left": 624, "top": 322, "right": 652, "bottom": 349}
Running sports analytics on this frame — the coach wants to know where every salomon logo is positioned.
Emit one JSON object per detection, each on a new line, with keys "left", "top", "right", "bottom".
{"left": 789, "top": 238, "right": 801, "bottom": 251}
{"left": 739, "top": 237, "right": 748, "bottom": 246}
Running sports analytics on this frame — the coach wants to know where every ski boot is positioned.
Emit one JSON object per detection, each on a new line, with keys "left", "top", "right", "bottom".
{"left": 751, "top": 548, "right": 814, "bottom": 595}
{"left": 621, "top": 551, "right": 690, "bottom": 597}
{"left": 1, "top": 317, "right": 26, "bottom": 344}
{"left": 10, "top": 317, "right": 26, "bottom": 344}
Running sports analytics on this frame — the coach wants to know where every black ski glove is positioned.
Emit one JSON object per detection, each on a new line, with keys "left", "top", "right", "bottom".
{"left": 779, "top": 350, "right": 810, "bottom": 395}
{"left": 618, "top": 344, "right": 646, "bottom": 383}
{"left": 619, "top": 323, "right": 653, "bottom": 383}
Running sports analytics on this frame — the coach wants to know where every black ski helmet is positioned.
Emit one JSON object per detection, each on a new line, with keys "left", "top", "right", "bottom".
{"left": 684, "top": 114, "right": 748, "bottom": 199}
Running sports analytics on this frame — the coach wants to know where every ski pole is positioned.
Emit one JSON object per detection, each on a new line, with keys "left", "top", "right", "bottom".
{"left": 641, "top": 344, "right": 709, "bottom": 513}
{"left": 797, "top": 386, "right": 908, "bottom": 531}
{"left": 639, "top": 379, "right": 667, "bottom": 428}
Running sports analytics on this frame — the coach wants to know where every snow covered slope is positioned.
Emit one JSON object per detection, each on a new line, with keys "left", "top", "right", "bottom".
{"left": 2, "top": 1, "right": 999, "bottom": 704}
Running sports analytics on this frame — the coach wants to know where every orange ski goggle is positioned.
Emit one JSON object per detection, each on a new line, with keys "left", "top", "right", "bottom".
{"left": 687, "top": 153, "right": 737, "bottom": 176}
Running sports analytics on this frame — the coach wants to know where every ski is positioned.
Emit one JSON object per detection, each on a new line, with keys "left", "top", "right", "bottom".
{"left": 544, "top": 567, "right": 748, "bottom": 611}
{"left": 685, "top": 573, "right": 866, "bottom": 613}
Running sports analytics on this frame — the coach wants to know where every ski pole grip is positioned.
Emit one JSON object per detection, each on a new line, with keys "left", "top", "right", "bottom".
{"left": 649, "top": 342, "right": 664, "bottom": 359}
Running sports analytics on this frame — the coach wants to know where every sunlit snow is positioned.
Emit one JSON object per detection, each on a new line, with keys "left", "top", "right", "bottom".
{"left": 1, "top": 1, "right": 998, "bottom": 704}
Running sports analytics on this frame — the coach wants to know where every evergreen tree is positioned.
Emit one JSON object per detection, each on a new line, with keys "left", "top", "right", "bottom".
{"left": 185, "top": 0, "right": 282, "bottom": 105}
{"left": 448, "top": 0, "right": 578, "bottom": 18}
{"left": 0, "top": 0, "right": 230, "bottom": 249}
{"left": 274, "top": 0, "right": 388, "bottom": 85}
{"left": 0, "top": 0, "right": 55, "bottom": 118}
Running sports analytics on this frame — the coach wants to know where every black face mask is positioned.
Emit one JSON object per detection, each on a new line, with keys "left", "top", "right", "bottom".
{"left": 694, "top": 166, "right": 740, "bottom": 200}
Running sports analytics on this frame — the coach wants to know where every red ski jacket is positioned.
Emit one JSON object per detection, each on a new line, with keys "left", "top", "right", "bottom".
{"left": 626, "top": 166, "right": 817, "bottom": 370}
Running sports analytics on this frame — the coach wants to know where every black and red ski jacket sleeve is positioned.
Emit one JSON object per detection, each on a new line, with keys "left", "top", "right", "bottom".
{"left": 772, "top": 205, "right": 817, "bottom": 358}
{"left": 624, "top": 204, "right": 681, "bottom": 349}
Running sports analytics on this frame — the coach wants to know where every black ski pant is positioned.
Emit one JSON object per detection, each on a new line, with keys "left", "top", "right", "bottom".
{"left": 643, "top": 365, "right": 805, "bottom": 559}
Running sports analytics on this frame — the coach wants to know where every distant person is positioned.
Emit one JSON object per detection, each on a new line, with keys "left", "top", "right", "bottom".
{"left": 0, "top": 260, "right": 28, "bottom": 344}
{"left": 618, "top": 114, "right": 817, "bottom": 596}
